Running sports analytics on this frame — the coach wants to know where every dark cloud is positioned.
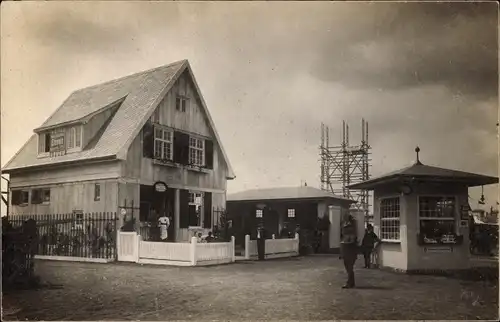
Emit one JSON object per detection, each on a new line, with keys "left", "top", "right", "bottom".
{"left": 310, "top": 2, "right": 498, "bottom": 99}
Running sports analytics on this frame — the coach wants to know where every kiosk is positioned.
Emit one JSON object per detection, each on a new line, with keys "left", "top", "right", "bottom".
{"left": 348, "top": 147, "right": 498, "bottom": 273}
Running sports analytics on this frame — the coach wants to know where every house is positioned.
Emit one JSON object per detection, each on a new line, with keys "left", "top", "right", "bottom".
{"left": 2, "top": 59, "right": 235, "bottom": 242}
{"left": 348, "top": 147, "right": 498, "bottom": 272}
{"left": 226, "top": 185, "right": 356, "bottom": 252}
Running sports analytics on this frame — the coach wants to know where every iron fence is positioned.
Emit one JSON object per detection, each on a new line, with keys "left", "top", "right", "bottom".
{"left": 8, "top": 212, "right": 117, "bottom": 260}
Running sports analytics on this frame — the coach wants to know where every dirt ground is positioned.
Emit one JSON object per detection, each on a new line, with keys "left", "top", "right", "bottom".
{"left": 2, "top": 256, "right": 498, "bottom": 321}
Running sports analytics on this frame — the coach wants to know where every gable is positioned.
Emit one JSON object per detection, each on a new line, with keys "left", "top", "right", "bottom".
{"left": 153, "top": 70, "right": 211, "bottom": 137}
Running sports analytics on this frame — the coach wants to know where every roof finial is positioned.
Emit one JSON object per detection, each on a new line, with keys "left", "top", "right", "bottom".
{"left": 415, "top": 146, "right": 422, "bottom": 165}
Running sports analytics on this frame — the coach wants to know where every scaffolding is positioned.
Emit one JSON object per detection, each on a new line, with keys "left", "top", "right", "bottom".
{"left": 320, "top": 119, "right": 372, "bottom": 222}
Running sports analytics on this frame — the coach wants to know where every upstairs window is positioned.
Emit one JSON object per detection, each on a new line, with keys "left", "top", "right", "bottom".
{"left": 176, "top": 96, "right": 189, "bottom": 112}
{"left": 38, "top": 132, "right": 52, "bottom": 154}
{"left": 67, "top": 126, "right": 82, "bottom": 150}
{"left": 154, "top": 127, "right": 173, "bottom": 161}
{"left": 287, "top": 209, "right": 296, "bottom": 218}
{"left": 189, "top": 136, "right": 205, "bottom": 166}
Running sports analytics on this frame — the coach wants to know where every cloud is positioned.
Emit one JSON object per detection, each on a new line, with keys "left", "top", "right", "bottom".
{"left": 309, "top": 2, "right": 498, "bottom": 100}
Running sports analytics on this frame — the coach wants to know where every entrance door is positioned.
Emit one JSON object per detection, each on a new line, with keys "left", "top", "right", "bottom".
{"left": 264, "top": 208, "right": 279, "bottom": 238}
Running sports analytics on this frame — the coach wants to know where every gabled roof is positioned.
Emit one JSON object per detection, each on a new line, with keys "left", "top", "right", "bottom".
{"left": 348, "top": 161, "right": 498, "bottom": 190}
{"left": 227, "top": 186, "right": 355, "bottom": 203}
{"left": 2, "top": 60, "right": 235, "bottom": 179}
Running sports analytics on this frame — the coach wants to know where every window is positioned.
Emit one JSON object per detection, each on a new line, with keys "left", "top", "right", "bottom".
{"left": 154, "top": 127, "right": 173, "bottom": 161}
{"left": 380, "top": 197, "right": 400, "bottom": 241}
{"left": 189, "top": 136, "right": 205, "bottom": 166}
{"left": 287, "top": 209, "right": 296, "bottom": 218}
{"left": 31, "top": 188, "right": 50, "bottom": 204}
{"left": 176, "top": 96, "right": 188, "bottom": 112}
{"left": 188, "top": 192, "right": 203, "bottom": 227}
{"left": 94, "top": 184, "right": 101, "bottom": 201}
{"left": 38, "top": 133, "right": 52, "bottom": 154}
{"left": 67, "top": 127, "right": 82, "bottom": 150}
{"left": 75, "top": 127, "right": 81, "bottom": 147}
{"left": 256, "top": 209, "right": 263, "bottom": 218}
{"left": 67, "top": 127, "right": 76, "bottom": 149}
{"left": 12, "top": 190, "right": 29, "bottom": 206}
{"left": 419, "top": 196, "right": 456, "bottom": 242}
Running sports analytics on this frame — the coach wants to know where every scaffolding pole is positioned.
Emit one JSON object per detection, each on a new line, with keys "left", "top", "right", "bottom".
{"left": 319, "top": 119, "right": 372, "bottom": 223}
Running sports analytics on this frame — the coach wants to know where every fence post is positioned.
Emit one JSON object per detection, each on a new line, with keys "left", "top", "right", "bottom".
{"left": 135, "top": 233, "right": 140, "bottom": 263}
{"left": 244, "top": 234, "right": 250, "bottom": 260}
{"left": 295, "top": 232, "right": 300, "bottom": 255}
{"left": 190, "top": 236, "right": 198, "bottom": 266}
{"left": 231, "top": 236, "right": 236, "bottom": 262}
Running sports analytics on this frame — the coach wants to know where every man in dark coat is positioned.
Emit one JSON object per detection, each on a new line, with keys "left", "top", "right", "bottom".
{"left": 361, "top": 224, "right": 380, "bottom": 268}
{"left": 340, "top": 214, "right": 358, "bottom": 288}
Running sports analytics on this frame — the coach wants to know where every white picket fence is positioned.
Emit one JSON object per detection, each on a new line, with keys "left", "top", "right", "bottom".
{"left": 244, "top": 233, "right": 299, "bottom": 260}
{"left": 117, "top": 232, "right": 235, "bottom": 266}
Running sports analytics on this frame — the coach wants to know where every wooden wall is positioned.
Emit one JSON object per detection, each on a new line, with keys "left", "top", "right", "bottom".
{"left": 121, "top": 68, "right": 229, "bottom": 195}
{"left": 9, "top": 180, "right": 118, "bottom": 216}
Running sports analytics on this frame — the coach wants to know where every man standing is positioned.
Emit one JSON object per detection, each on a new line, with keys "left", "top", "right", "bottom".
{"left": 158, "top": 214, "right": 170, "bottom": 242}
{"left": 361, "top": 224, "right": 380, "bottom": 268}
{"left": 340, "top": 213, "right": 358, "bottom": 289}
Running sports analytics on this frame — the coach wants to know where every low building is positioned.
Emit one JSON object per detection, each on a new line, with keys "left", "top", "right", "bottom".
{"left": 3, "top": 59, "right": 235, "bottom": 242}
{"left": 348, "top": 147, "right": 498, "bottom": 272}
{"left": 227, "top": 185, "right": 356, "bottom": 252}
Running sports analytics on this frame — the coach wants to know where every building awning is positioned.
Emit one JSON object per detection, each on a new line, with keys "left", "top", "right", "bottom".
{"left": 347, "top": 148, "right": 498, "bottom": 190}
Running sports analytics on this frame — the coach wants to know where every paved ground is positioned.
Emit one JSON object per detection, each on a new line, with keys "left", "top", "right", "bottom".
{"left": 3, "top": 256, "right": 498, "bottom": 321}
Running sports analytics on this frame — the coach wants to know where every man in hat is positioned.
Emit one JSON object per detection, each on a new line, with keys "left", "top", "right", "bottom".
{"left": 340, "top": 213, "right": 358, "bottom": 288}
{"left": 361, "top": 224, "right": 380, "bottom": 268}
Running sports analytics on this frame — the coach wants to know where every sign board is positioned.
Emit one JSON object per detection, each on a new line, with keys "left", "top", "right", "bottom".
{"left": 50, "top": 132, "right": 65, "bottom": 151}
{"left": 424, "top": 246, "right": 453, "bottom": 253}
{"left": 154, "top": 181, "right": 168, "bottom": 193}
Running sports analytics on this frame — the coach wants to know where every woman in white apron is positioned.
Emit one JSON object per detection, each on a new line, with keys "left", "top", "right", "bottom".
{"left": 158, "top": 215, "right": 170, "bottom": 241}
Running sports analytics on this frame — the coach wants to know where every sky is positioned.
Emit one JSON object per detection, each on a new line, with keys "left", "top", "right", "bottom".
{"left": 1, "top": 1, "right": 498, "bottom": 213}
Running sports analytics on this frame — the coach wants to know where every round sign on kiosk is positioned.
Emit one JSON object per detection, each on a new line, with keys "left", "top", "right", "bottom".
{"left": 154, "top": 181, "right": 168, "bottom": 193}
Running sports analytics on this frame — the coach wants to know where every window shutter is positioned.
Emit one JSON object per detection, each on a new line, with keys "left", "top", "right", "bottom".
{"left": 203, "top": 192, "right": 212, "bottom": 228}
{"left": 44, "top": 133, "right": 51, "bottom": 152}
{"left": 174, "top": 131, "right": 190, "bottom": 165}
{"left": 173, "top": 131, "right": 182, "bottom": 163}
{"left": 205, "top": 140, "right": 214, "bottom": 169}
{"left": 180, "top": 133, "right": 190, "bottom": 165}
{"left": 179, "top": 189, "right": 189, "bottom": 228}
{"left": 11, "top": 190, "right": 21, "bottom": 205}
{"left": 142, "top": 122, "right": 154, "bottom": 158}
{"left": 188, "top": 205, "right": 198, "bottom": 227}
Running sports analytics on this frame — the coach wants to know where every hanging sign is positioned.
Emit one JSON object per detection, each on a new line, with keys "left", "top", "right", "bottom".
{"left": 154, "top": 181, "right": 168, "bottom": 192}
{"left": 50, "top": 132, "right": 65, "bottom": 151}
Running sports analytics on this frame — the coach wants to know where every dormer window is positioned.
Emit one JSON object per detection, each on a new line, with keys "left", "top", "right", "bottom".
{"left": 38, "top": 125, "right": 82, "bottom": 157}
{"left": 176, "top": 96, "right": 189, "bottom": 112}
